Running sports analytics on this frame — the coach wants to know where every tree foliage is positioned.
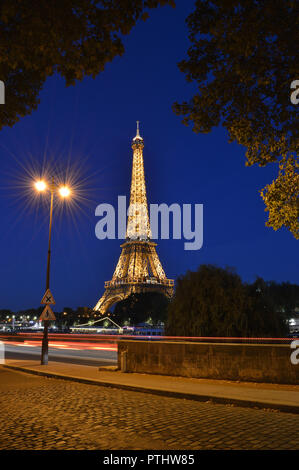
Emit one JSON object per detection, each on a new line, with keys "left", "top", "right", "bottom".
{"left": 113, "top": 291, "right": 169, "bottom": 326}
{"left": 173, "top": 0, "right": 299, "bottom": 238}
{"left": 260, "top": 156, "right": 299, "bottom": 236}
{"left": 0, "top": 0, "right": 173, "bottom": 129}
{"left": 166, "top": 265, "right": 290, "bottom": 337}
{"left": 166, "top": 265, "right": 248, "bottom": 336}
{"left": 244, "top": 278, "right": 288, "bottom": 337}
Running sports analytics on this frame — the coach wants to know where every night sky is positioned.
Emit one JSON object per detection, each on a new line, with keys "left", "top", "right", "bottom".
{"left": 0, "top": 2, "right": 298, "bottom": 312}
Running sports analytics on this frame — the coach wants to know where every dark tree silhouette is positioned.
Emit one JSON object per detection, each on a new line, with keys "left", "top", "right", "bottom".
{"left": 166, "top": 265, "right": 248, "bottom": 336}
{"left": 0, "top": 0, "right": 173, "bottom": 129}
{"left": 113, "top": 292, "right": 169, "bottom": 326}
{"left": 166, "top": 265, "right": 289, "bottom": 337}
{"left": 245, "top": 278, "right": 288, "bottom": 337}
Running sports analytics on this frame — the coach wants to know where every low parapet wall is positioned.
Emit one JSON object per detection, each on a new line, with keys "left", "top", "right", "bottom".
{"left": 117, "top": 340, "right": 299, "bottom": 384}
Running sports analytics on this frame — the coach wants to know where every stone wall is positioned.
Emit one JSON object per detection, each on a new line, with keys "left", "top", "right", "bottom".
{"left": 117, "top": 340, "right": 299, "bottom": 384}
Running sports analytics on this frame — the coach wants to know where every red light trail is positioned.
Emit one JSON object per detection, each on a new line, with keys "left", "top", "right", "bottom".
{"left": 2, "top": 340, "right": 117, "bottom": 352}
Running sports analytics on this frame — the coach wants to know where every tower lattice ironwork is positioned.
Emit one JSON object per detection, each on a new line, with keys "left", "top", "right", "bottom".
{"left": 94, "top": 123, "right": 174, "bottom": 313}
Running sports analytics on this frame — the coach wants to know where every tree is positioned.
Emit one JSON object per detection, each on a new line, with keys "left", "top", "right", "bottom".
{"left": 0, "top": 309, "right": 13, "bottom": 321}
{"left": 113, "top": 292, "right": 169, "bottom": 326}
{"left": 166, "top": 265, "right": 248, "bottom": 336}
{"left": 166, "top": 265, "right": 289, "bottom": 337}
{"left": 16, "top": 306, "right": 44, "bottom": 321}
{"left": 0, "top": 0, "right": 173, "bottom": 129}
{"left": 245, "top": 278, "right": 288, "bottom": 337}
{"left": 62, "top": 306, "right": 76, "bottom": 327}
{"left": 265, "top": 279, "right": 299, "bottom": 318}
{"left": 173, "top": 0, "right": 299, "bottom": 238}
{"left": 260, "top": 157, "right": 299, "bottom": 238}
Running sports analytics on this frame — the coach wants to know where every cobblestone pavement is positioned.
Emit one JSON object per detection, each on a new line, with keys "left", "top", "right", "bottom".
{"left": 0, "top": 368, "right": 298, "bottom": 450}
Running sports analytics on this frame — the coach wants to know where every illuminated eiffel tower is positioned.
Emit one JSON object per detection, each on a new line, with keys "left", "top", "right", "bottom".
{"left": 94, "top": 122, "right": 174, "bottom": 313}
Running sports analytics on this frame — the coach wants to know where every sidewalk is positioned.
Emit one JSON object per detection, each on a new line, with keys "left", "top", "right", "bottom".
{"left": 3, "top": 359, "right": 299, "bottom": 414}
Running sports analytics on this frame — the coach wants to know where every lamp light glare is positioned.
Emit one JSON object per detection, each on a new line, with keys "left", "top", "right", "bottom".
{"left": 59, "top": 186, "right": 71, "bottom": 198}
{"left": 35, "top": 180, "right": 47, "bottom": 192}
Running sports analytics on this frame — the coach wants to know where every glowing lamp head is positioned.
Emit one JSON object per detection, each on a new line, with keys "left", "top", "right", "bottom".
{"left": 59, "top": 186, "right": 71, "bottom": 198}
{"left": 35, "top": 180, "right": 47, "bottom": 192}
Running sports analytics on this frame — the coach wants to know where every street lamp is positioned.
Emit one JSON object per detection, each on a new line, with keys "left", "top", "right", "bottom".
{"left": 35, "top": 177, "right": 71, "bottom": 365}
{"left": 35, "top": 180, "right": 47, "bottom": 192}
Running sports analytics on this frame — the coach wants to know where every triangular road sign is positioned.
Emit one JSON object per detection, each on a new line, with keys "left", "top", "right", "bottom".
{"left": 41, "top": 289, "right": 56, "bottom": 305}
{"left": 39, "top": 305, "right": 56, "bottom": 321}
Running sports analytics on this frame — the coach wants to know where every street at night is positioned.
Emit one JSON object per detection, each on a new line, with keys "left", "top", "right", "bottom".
{"left": 1, "top": 367, "right": 299, "bottom": 451}
{"left": 0, "top": 0, "right": 298, "bottom": 462}
{"left": 3, "top": 339, "right": 117, "bottom": 367}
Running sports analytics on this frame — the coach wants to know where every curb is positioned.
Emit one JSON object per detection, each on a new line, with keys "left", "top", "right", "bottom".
{"left": 3, "top": 364, "right": 299, "bottom": 415}
{"left": 98, "top": 366, "right": 118, "bottom": 372}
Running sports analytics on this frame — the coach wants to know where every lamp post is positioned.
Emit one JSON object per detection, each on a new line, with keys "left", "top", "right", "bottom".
{"left": 35, "top": 177, "right": 71, "bottom": 365}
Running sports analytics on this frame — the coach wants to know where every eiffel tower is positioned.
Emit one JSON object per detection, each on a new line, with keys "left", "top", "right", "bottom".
{"left": 94, "top": 122, "right": 174, "bottom": 313}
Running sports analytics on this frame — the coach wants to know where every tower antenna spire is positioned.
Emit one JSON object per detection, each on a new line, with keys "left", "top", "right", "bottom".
{"left": 134, "top": 120, "right": 142, "bottom": 140}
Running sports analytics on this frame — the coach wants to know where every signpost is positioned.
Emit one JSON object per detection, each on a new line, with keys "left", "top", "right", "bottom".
{"left": 39, "top": 304, "right": 56, "bottom": 321}
{"left": 40, "top": 288, "right": 56, "bottom": 365}
{"left": 41, "top": 289, "right": 56, "bottom": 306}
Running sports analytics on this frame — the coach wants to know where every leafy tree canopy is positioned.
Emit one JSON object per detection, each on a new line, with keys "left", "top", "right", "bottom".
{"left": 0, "top": 0, "right": 173, "bottom": 129}
{"left": 173, "top": 0, "right": 299, "bottom": 238}
{"left": 166, "top": 265, "right": 248, "bottom": 336}
{"left": 166, "top": 265, "right": 290, "bottom": 337}
{"left": 244, "top": 278, "right": 289, "bottom": 337}
{"left": 113, "top": 291, "right": 169, "bottom": 326}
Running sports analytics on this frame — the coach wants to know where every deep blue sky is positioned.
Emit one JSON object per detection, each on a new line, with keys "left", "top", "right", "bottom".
{"left": 0, "top": 2, "right": 298, "bottom": 312}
